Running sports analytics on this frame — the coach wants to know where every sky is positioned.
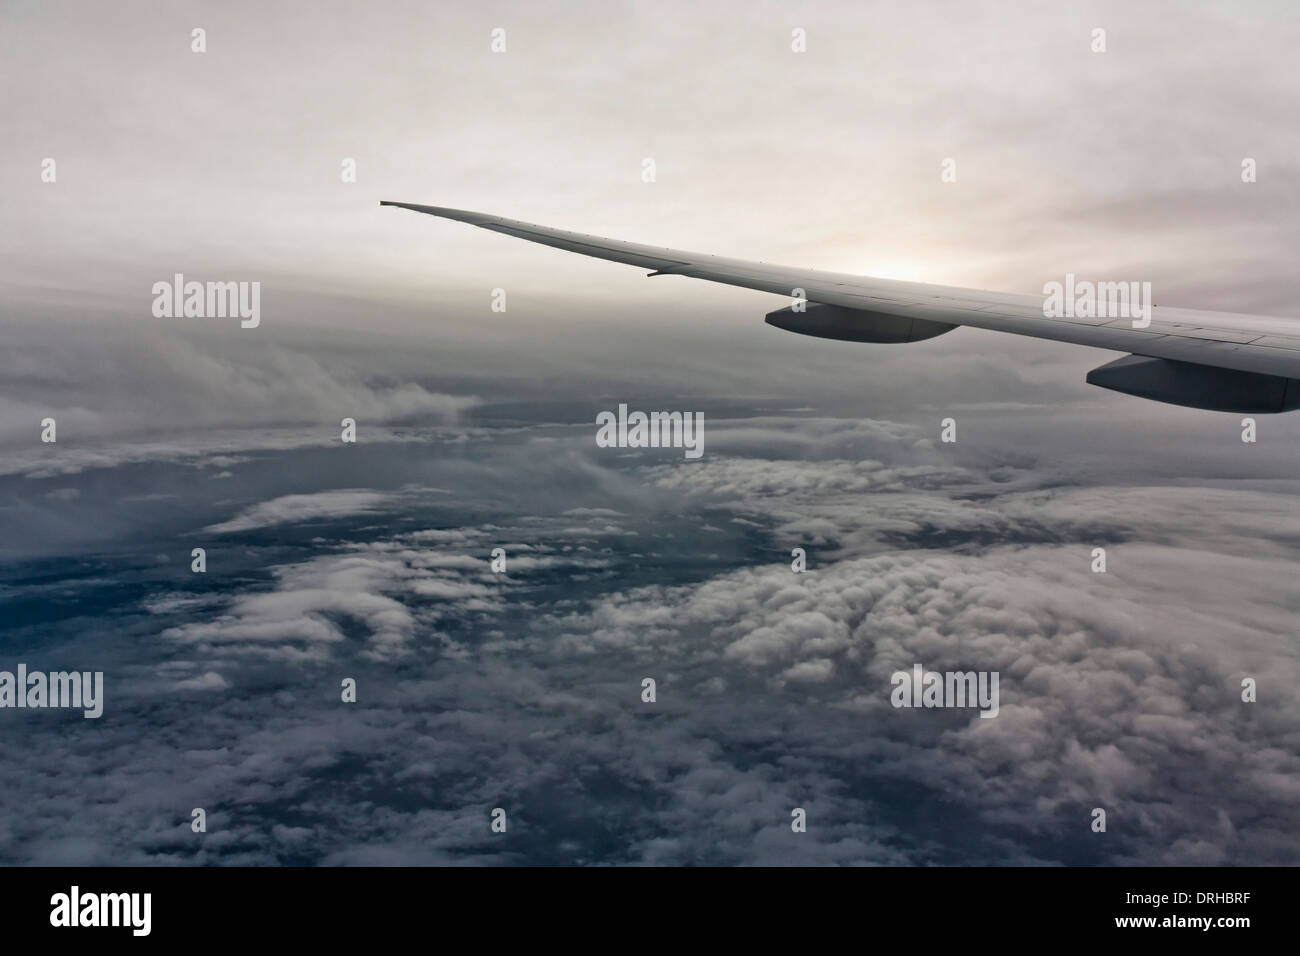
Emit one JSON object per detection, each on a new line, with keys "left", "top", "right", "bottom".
{"left": 0, "top": 0, "right": 1298, "bottom": 865}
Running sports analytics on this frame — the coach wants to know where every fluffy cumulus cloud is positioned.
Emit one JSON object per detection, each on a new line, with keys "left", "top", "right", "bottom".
{"left": 1, "top": 412, "right": 1295, "bottom": 865}
{"left": 544, "top": 544, "right": 1299, "bottom": 863}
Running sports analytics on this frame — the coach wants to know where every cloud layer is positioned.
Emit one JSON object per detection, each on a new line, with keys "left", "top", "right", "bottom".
{"left": 1, "top": 413, "right": 1296, "bottom": 865}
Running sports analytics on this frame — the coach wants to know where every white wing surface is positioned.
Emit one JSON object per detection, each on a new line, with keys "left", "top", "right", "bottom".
{"left": 382, "top": 201, "right": 1300, "bottom": 412}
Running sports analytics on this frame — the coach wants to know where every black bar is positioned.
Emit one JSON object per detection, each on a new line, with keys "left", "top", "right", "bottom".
{"left": 0, "top": 866, "right": 1281, "bottom": 942}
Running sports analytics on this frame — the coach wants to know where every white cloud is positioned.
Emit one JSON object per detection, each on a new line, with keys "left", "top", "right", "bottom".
{"left": 204, "top": 490, "right": 393, "bottom": 534}
{"left": 175, "top": 672, "right": 230, "bottom": 692}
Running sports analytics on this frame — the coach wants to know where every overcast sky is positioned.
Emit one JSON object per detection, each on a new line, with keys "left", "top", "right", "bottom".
{"left": 3, "top": 0, "right": 1300, "bottom": 449}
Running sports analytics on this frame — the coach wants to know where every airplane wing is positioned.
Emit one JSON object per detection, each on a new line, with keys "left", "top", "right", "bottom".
{"left": 380, "top": 201, "right": 1300, "bottom": 412}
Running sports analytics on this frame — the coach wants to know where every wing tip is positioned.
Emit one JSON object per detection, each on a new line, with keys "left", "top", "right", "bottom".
{"left": 377, "top": 202, "right": 502, "bottom": 227}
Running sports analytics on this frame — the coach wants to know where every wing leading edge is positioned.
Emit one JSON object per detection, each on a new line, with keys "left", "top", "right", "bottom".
{"left": 380, "top": 201, "right": 1300, "bottom": 412}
